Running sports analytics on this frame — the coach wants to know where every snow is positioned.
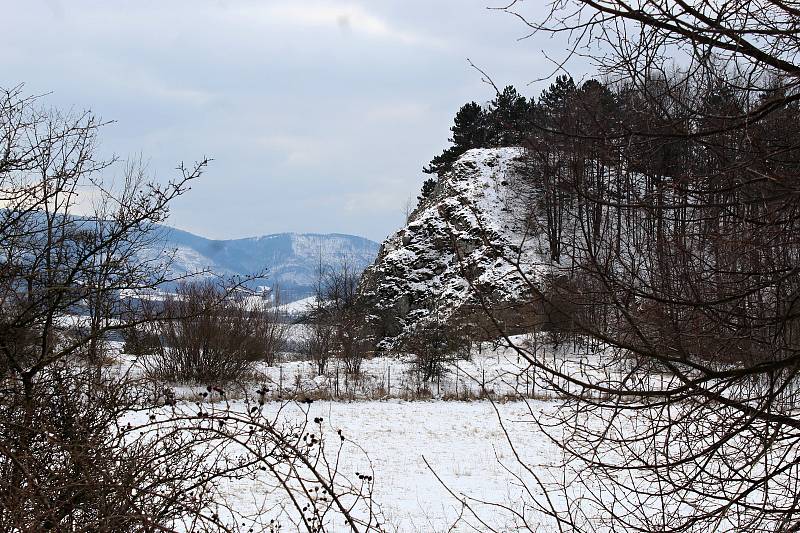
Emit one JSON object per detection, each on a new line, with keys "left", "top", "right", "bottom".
{"left": 362, "top": 147, "right": 550, "bottom": 348}
{"left": 124, "top": 397, "right": 563, "bottom": 532}
{"left": 271, "top": 399, "right": 560, "bottom": 532}
{"left": 108, "top": 333, "right": 677, "bottom": 532}
{"left": 112, "top": 337, "right": 602, "bottom": 531}
{"left": 278, "top": 295, "right": 317, "bottom": 315}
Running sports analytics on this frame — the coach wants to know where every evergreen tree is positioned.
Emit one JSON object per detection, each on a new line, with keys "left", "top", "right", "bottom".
{"left": 450, "top": 101, "right": 487, "bottom": 148}
{"left": 578, "top": 80, "right": 618, "bottom": 120}
{"left": 486, "top": 85, "right": 529, "bottom": 146}
{"left": 417, "top": 177, "right": 437, "bottom": 203}
{"left": 571, "top": 79, "right": 621, "bottom": 143}
{"left": 424, "top": 101, "right": 488, "bottom": 176}
{"left": 537, "top": 75, "right": 577, "bottom": 129}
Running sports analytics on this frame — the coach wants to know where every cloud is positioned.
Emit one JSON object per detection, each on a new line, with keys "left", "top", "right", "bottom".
{"left": 255, "top": 134, "right": 347, "bottom": 167}
{"left": 365, "top": 101, "right": 430, "bottom": 122}
{"left": 341, "top": 184, "right": 409, "bottom": 216}
{"left": 227, "top": 2, "right": 446, "bottom": 47}
{"left": 115, "top": 72, "right": 215, "bottom": 107}
{"left": 145, "top": 83, "right": 215, "bottom": 107}
{"left": 0, "top": 0, "right": 573, "bottom": 242}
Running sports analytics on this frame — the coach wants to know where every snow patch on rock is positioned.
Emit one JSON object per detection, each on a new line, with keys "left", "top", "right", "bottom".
{"left": 362, "top": 147, "right": 548, "bottom": 347}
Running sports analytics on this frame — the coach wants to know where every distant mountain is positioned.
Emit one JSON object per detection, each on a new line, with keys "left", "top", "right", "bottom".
{"left": 151, "top": 227, "right": 380, "bottom": 302}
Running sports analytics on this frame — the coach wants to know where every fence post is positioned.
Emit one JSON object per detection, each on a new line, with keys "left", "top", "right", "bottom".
{"left": 455, "top": 360, "right": 459, "bottom": 399}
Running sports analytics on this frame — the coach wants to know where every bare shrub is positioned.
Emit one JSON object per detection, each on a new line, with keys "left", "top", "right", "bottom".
{"left": 300, "top": 322, "right": 335, "bottom": 375}
{"left": 0, "top": 363, "right": 221, "bottom": 531}
{"left": 402, "top": 318, "right": 471, "bottom": 382}
{"left": 242, "top": 292, "right": 290, "bottom": 366}
{"left": 337, "top": 329, "right": 373, "bottom": 377}
{"left": 146, "top": 280, "right": 258, "bottom": 383}
{"left": 121, "top": 325, "right": 161, "bottom": 357}
{"left": 0, "top": 360, "right": 386, "bottom": 532}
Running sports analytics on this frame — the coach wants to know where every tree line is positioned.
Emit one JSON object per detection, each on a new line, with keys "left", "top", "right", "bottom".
{"left": 426, "top": 1, "right": 800, "bottom": 531}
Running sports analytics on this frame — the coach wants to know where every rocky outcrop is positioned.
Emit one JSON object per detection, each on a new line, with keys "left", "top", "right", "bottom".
{"left": 360, "top": 148, "right": 550, "bottom": 349}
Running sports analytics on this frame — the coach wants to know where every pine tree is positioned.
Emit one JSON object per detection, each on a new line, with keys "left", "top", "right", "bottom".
{"left": 450, "top": 102, "right": 488, "bottom": 149}
{"left": 537, "top": 75, "right": 577, "bottom": 129}
{"left": 579, "top": 80, "right": 618, "bottom": 119}
{"left": 423, "top": 101, "right": 488, "bottom": 176}
{"left": 486, "top": 85, "right": 529, "bottom": 146}
{"left": 417, "top": 177, "right": 437, "bottom": 203}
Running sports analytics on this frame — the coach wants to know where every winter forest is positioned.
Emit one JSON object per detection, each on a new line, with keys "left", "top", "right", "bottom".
{"left": 2, "top": 1, "right": 800, "bottom": 532}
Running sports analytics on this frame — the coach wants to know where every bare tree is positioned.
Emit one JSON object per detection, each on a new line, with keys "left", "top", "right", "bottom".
{"left": 426, "top": 3, "right": 800, "bottom": 531}
{"left": 0, "top": 86, "right": 383, "bottom": 532}
{"left": 305, "top": 260, "right": 373, "bottom": 376}
{"left": 145, "top": 280, "right": 259, "bottom": 384}
{"left": 0, "top": 84, "right": 217, "bottom": 530}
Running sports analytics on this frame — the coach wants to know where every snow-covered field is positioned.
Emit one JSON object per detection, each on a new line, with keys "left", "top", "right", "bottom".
{"left": 254, "top": 399, "right": 559, "bottom": 532}
{"left": 111, "top": 335, "right": 586, "bottom": 531}
{"left": 124, "top": 397, "right": 562, "bottom": 532}
{"left": 114, "top": 330, "right": 787, "bottom": 533}
{"left": 110, "top": 332, "right": 633, "bottom": 531}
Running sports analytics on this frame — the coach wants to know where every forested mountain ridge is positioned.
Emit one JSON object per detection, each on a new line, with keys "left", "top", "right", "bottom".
{"left": 364, "top": 70, "right": 800, "bottom": 348}
{"left": 149, "top": 227, "right": 380, "bottom": 301}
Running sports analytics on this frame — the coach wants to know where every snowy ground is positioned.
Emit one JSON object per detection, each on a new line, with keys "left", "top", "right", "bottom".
{"left": 123, "top": 398, "right": 562, "bottom": 532}
{"left": 264, "top": 399, "right": 561, "bottom": 532}
{"left": 110, "top": 333, "right": 631, "bottom": 531}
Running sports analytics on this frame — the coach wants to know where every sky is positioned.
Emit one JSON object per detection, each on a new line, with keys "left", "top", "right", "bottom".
{"left": 2, "top": 1, "right": 586, "bottom": 243}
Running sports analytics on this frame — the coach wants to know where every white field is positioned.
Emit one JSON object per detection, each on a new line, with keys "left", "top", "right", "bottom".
{"left": 115, "top": 336, "right": 581, "bottom": 532}
{"left": 254, "top": 399, "right": 561, "bottom": 532}
{"left": 122, "top": 397, "right": 562, "bottom": 532}
{"left": 116, "top": 334, "right": 787, "bottom": 533}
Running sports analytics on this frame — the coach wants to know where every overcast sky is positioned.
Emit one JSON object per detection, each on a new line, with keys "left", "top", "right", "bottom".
{"left": 2, "top": 1, "right": 586, "bottom": 242}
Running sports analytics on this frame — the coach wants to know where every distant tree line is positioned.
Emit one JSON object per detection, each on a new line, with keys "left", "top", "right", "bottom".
{"left": 419, "top": 76, "right": 584, "bottom": 201}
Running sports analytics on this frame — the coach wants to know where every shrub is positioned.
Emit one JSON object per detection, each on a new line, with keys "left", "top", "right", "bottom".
{"left": 121, "top": 325, "right": 161, "bottom": 356}
{"left": 402, "top": 319, "right": 471, "bottom": 381}
{"left": 0, "top": 361, "right": 221, "bottom": 531}
{"left": 145, "top": 281, "right": 257, "bottom": 383}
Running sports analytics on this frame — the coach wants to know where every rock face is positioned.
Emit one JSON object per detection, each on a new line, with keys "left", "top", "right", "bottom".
{"left": 360, "top": 147, "right": 548, "bottom": 349}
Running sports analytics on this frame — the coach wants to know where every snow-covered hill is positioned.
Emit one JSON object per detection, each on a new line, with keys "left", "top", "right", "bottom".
{"left": 150, "top": 228, "right": 379, "bottom": 302}
{"left": 361, "top": 147, "right": 548, "bottom": 348}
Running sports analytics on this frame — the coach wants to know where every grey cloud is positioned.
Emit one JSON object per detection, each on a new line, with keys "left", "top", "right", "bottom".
{"left": 3, "top": 0, "right": 582, "bottom": 241}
